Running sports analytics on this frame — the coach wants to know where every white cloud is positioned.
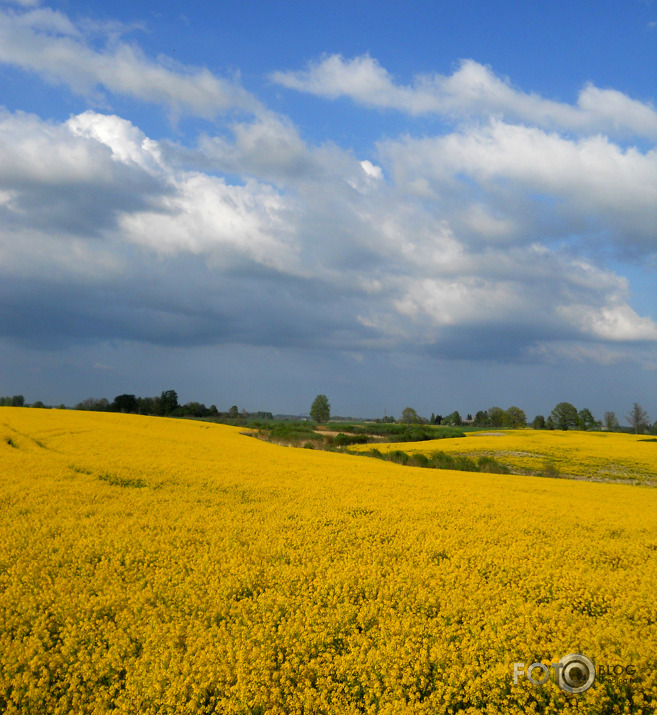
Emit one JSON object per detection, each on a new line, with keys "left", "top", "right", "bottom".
{"left": 0, "top": 98, "right": 655, "bottom": 365}
{"left": 67, "top": 111, "right": 164, "bottom": 172}
{"left": 0, "top": 6, "right": 258, "bottom": 117}
{"left": 273, "top": 55, "right": 657, "bottom": 139}
{"left": 379, "top": 120, "right": 657, "bottom": 254}
{"left": 559, "top": 304, "right": 657, "bottom": 342}
{"left": 119, "top": 173, "right": 297, "bottom": 272}
{"left": 360, "top": 160, "right": 383, "bottom": 180}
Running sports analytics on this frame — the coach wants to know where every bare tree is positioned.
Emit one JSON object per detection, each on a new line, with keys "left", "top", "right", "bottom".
{"left": 626, "top": 403, "right": 649, "bottom": 434}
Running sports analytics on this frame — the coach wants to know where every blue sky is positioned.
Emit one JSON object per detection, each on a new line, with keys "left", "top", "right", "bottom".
{"left": 0, "top": 0, "right": 655, "bottom": 422}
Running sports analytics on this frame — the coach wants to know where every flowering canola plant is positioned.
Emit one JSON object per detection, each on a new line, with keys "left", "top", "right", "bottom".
{"left": 351, "top": 429, "right": 657, "bottom": 484}
{"left": 1, "top": 407, "right": 657, "bottom": 713}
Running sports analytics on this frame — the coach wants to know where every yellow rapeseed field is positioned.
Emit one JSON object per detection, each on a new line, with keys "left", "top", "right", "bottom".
{"left": 351, "top": 430, "right": 657, "bottom": 484}
{"left": 1, "top": 407, "right": 657, "bottom": 714}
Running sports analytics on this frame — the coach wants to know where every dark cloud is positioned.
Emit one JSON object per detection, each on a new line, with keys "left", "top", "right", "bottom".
{"left": 0, "top": 26, "right": 654, "bottom": 405}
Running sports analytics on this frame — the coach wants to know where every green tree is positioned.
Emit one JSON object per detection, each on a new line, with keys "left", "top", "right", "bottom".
{"left": 506, "top": 406, "right": 527, "bottom": 428}
{"left": 577, "top": 408, "right": 598, "bottom": 431}
{"left": 443, "top": 410, "right": 462, "bottom": 426}
{"left": 626, "top": 403, "right": 649, "bottom": 434}
{"left": 76, "top": 397, "right": 109, "bottom": 411}
{"left": 473, "top": 410, "right": 489, "bottom": 427}
{"left": 310, "top": 394, "right": 331, "bottom": 423}
{"left": 532, "top": 415, "right": 545, "bottom": 430}
{"left": 111, "top": 394, "right": 138, "bottom": 413}
{"left": 488, "top": 406, "right": 507, "bottom": 428}
{"left": 551, "top": 402, "right": 579, "bottom": 430}
{"left": 228, "top": 405, "right": 239, "bottom": 419}
{"left": 400, "top": 407, "right": 420, "bottom": 424}
{"left": 159, "top": 390, "right": 179, "bottom": 416}
{"left": 603, "top": 411, "right": 619, "bottom": 431}
{"left": 137, "top": 396, "right": 159, "bottom": 415}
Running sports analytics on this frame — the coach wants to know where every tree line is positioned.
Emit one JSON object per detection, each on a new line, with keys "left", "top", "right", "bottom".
{"left": 360, "top": 401, "right": 653, "bottom": 434}
{"left": 75, "top": 391, "right": 272, "bottom": 421}
{"left": 2, "top": 390, "right": 654, "bottom": 434}
{"left": 0, "top": 391, "right": 271, "bottom": 421}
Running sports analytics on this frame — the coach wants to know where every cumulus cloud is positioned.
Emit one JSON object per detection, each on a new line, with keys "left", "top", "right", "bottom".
{"left": 0, "top": 105, "right": 654, "bottom": 368}
{"left": 272, "top": 55, "right": 657, "bottom": 139}
{"left": 0, "top": 110, "right": 168, "bottom": 239}
{"left": 0, "top": 20, "right": 655, "bottom": 372}
{"left": 0, "top": 6, "right": 258, "bottom": 116}
{"left": 379, "top": 120, "right": 657, "bottom": 256}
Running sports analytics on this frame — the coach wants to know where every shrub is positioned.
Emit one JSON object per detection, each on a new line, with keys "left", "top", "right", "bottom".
{"left": 367, "top": 448, "right": 384, "bottom": 460}
{"left": 477, "top": 456, "right": 510, "bottom": 474}
{"left": 429, "top": 451, "right": 454, "bottom": 469}
{"left": 452, "top": 455, "right": 478, "bottom": 472}
{"left": 408, "top": 453, "right": 430, "bottom": 468}
{"left": 542, "top": 460, "right": 561, "bottom": 479}
{"left": 259, "top": 423, "right": 322, "bottom": 444}
{"left": 332, "top": 433, "right": 369, "bottom": 447}
{"left": 388, "top": 450, "right": 409, "bottom": 465}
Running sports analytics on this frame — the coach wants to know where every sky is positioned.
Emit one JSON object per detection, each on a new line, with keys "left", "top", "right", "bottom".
{"left": 0, "top": 0, "right": 656, "bottom": 422}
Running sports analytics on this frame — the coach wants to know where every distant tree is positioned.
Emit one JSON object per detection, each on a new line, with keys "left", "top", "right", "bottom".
{"left": 626, "top": 403, "right": 649, "bottom": 435}
{"left": 310, "top": 394, "right": 331, "bottom": 423}
{"left": 137, "top": 396, "right": 159, "bottom": 415}
{"left": 76, "top": 397, "right": 109, "bottom": 411}
{"left": 603, "top": 411, "right": 620, "bottom": 431}
{"left": 506, "top": 406, "right": 527, "bottom": 429}
{"left": 546, "top": 416, "right": 555, "bottom": 430}
{"left": 473, "top": 410, "right": 489, "bottom": 427}
{"left": 430, "top": 412, "right": 435, "bottom": 424}
{"left": 532, "top": 415, "right": 545, "bottom": 430}
{"left": 400, "top": 407, "right": 420, "bottom": 424}
{"left": 551, "top": 402, "right": 579, "bottom": 430}
{"left": 466, "top": 414, "right": 473, "bottom": 423}
{"left": 111, "top": 394, "right": 138, "bottom": 413}
{"left": 433, "top": 414, "right": 442, "bottom": 425}
{"left": 577, "top": 408, "right": 599, "bottom": 431}
{"left": 0, "top": 395, "right": 23, "bottom": 406}
{"left": 31, "top": 401, "right": 46, "bottom": 409}
{"left": 488, "top": 406, "right": 507, "bottom": 429}
{"left": 443, "top": 411, "right": 463, "bottom": 426}
{"left": 181, "top": 402, "right": 211, "bottom": 418}
{"left": 159, "top": 390, "right": 179, "bottom": 416}
{"left": 227, "top": 405, "right": 239, "bottom": 419}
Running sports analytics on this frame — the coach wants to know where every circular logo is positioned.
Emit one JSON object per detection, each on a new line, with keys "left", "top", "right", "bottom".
{"left": 557, "top": 653, "right": 596, "bottom": 694}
